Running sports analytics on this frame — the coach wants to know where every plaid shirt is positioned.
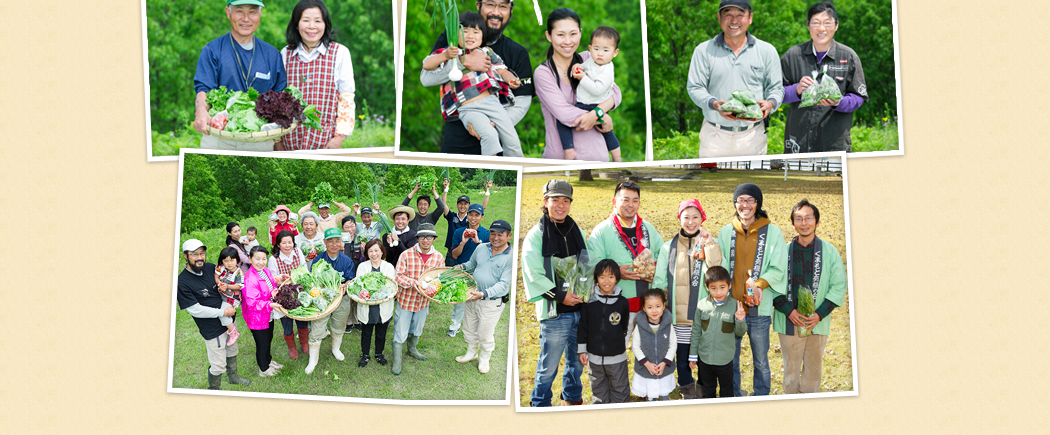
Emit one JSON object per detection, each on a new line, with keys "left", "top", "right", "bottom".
{"left": 395, "top": 244, "right": 445, "bottom": 312}
{"left": 434, "top": 47, "right": 514, "bottom": 121}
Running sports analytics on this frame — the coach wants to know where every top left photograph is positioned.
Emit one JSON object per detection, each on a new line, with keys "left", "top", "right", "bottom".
{"left": 144, "top": 0, "right": 398, "bottom": 161}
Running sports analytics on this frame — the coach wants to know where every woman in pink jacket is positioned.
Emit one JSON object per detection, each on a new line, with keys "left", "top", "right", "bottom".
{"left": 534, "top": 8, "right": 621, "bottom": 162}
{"left": 243, "top": 246, "right": 291, "bottom": 377}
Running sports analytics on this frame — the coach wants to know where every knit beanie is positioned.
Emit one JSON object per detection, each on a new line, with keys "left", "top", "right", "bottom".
{"left": 733, "top": 183, "right": 763, "bottom": 211}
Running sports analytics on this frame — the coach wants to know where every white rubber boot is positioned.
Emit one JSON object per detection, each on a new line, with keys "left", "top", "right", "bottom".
{"left": 331, "top": 333, "right": 345, "bottom": 361}
{"left": 304, "top": 344, "right": 321, "bottom": 374}
{"left": 478, "top": 349, "right": 492, "bottom": 374}
{"left": 455, "top": 343, "right": 479, "bottom": 363}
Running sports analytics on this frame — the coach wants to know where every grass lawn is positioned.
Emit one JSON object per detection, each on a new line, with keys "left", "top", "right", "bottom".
{"left": 151, "top": 123, "right": 395, "bottom": 158}
{"left": 171, "top": 185, "right": 518, "bottom": 401}
{"left": 514, "top": 169, "right": 853, "bottom": 406}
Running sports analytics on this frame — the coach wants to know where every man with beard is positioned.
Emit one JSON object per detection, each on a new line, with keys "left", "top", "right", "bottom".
{"left": 716, "top": 183, "right": 786, "bottom": 397}
{"left": 586, "top": 181, "right": 664, "bottom": 345}
{"left": 420, "top": 0, "right": 534, "bottom": 155}
{"left": 176, "top": 239, "right": 252, "bottom": 390}
{"left": 771, "top": 199, "right": 846, "bottom": 394}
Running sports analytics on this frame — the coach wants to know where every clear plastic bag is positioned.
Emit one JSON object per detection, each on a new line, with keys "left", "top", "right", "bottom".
{"left": 720, "top": 97, "right": 746, "bottom": 114}
{"left": 632, "top": 248, "right": 656, "bottom": 281}
{"left": 817, "top": 74, "right": 843, "bottom": 103}
{"left": 799, "top": 80, "right": 821, "bottom": 108}
{"left": 731, "top": 89, "right": 758, "bottom": 105}
{"left": 740, "top": 103, "right": 763, "bottom": 120}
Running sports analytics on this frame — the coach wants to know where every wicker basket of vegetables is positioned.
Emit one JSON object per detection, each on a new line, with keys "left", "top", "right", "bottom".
{"left": 203, "top": 85, "right": 320, "bottom": 143}
{"left": 271, "top": 261, "right": 345, "bottom": 321}
{"left": 347, "top": 272, "right": 398, "bottom": 306}
{"left": 417, "top": 267, "right": 477, "bottom": 304}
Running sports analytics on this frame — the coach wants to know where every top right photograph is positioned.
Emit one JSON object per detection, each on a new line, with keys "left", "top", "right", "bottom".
{"left": 647, "top": 0, "right": 900, "bottom": 159}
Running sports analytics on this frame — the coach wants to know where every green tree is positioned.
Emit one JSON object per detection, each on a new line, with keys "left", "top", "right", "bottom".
{"left": 181, "top": 154, "right": 229, "bottom": 233}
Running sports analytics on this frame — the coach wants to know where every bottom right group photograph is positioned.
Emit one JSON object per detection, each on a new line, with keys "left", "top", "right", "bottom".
{"left": 514, "top": 156, "right": 855, "bottom": 410}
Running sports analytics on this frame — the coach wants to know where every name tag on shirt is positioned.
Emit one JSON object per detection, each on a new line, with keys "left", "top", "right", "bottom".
{"left": 255, "top": 71, "right": 271, "bottom": 80}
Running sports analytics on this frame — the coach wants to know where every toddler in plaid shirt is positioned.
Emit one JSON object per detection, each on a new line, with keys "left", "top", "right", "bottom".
{"left": 422, "top": 11, "right": 523, "bottom": 157}
{"left": 215, "top": 247, "right": 245, "bottom": 346}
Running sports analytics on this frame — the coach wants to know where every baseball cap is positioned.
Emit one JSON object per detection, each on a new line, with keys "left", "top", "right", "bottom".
{"left": 542, "top": 179, "right": 573, "bottom": 199}
{"left": 318, "top": 203, "right": 330, "bottom": 209}
{"left": 228, "top": 0, "right": 265, "bottom": 7}
{"left": 467, "top": 203, "right": 484, "bottom": 215}
{"left": 182, "top": 239, "right": 205, "bottom": 253}
{"left": 324, "top": 228, "right": 342, "bottom": 240}
{"left": 360, "top": 207, "right": 373, "bottom": 215}
{"left": 490, "top": 220, "right": 512, "bottom": 233}
{"left": 457, "top": 195, "right": 471, "bottom": 204}
{"left": 719, "top": 0, "right": 751, "bottom": 12}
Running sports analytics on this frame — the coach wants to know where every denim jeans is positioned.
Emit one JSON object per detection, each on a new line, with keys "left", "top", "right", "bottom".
{"left": 732, "top": 314, "right": 771, "bottom": 396}
{"left": 530, "top": 312, "right": 583, "bottom": 406}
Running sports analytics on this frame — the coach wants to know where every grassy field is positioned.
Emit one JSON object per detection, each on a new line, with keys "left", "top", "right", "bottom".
{"left": 514, "top": 169, "right": 853, "bottom": 406}
{"left": 653, "top": 115, "right": 899, "bottom": 160}
{"left": 171, "top": 186, "right": 518, "bottom": 401}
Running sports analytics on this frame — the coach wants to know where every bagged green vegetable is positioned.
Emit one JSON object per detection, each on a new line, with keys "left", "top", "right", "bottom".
{"left": 719, "top": 97, "right": 746, "bottom": 114}
{"left": 816, "top": 74, "right": 842, "bottom": 102}
{"left": 797, "top": 286, "right": 816, "bottom": 337}
{"left": 731, "top": 89, "right": 757, "bottom": 105}
{"left": 740, "top": 103, "right": 763, "bottom": 120}
{"left": 552, "top": 251, "right": 595, "bottom": 303}
{"left": 799, "top": 80, "right": 821, "bottom": 108}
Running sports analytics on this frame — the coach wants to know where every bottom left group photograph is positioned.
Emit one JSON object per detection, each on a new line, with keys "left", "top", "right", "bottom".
{"left": 169, "top": 149, "right": 521, "bottom": 403}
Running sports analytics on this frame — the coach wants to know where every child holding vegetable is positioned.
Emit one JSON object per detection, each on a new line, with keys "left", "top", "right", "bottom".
{"left": 214, "top": 248, "right": 245, "bottom": 347}
{"left": 577, "top": 259, "right": 630, "bottom": 404}
{"left": 688, "top": 266, "right": 747, "bottom": 398}
{"left": 631, "top": 288, "right": 677, "bottom": 401}
{"left": 558, "top": 26, "right": 623, "bottom": 162}
{"left": 421, "top": 11, "right": 523, "bottom": 157}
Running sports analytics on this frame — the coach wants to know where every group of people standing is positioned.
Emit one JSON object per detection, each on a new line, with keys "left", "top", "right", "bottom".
{"left": 176, "top": 179, "right": 512, "bottom": 390}
{"left": 192, "top": 0, "right": 355, "bottom": 151}
{"left": 522, "top": 178, "right": 847, "bottom": 405}
{"left": 687, "top": 0, "right": 868, "bottom": 156}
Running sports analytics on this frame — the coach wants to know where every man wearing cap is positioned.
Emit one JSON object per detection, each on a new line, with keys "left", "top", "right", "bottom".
{"left": 402, "top": 182, "right": 446, "bottom": 233}
{"left": 652, "top": 199, "right": 722, "bottom": 399}
{"left": 771, "top": 199, "right": 846, "bottom": 394}
{"left": 299, "top": 201, "right": 352, "bottom": 233}
{"left": 452, "top": 219, "right": 513, "bottom": 373}
{"left": 445, "top": 203, "right": 491, "bottom": 337}
{"left": 391, "top": 223, "right": 445, "bottom": 375}
{"left": 294, "top": 212, "right": 324, "bottom": 261}
{"left": 303, "top": 228, "right": 357, "bottom": 375}
{"left": 352, "top": 203, "right": 384, "bottom": 247}
{"left": 191, "top": 0, "right": 287, "bottom": 151}
{"left": 523, "top": 179, "right": 588, "bottom": 406}
{"left": 586, "top": 181, "right": 665, "bottom": 344}
{"left": 383, "top": 205, "right": 418, "bottom": 266}
{"left": 686, "top": 0, "right": 785, "bottom": 158}
{"left": 441, "top": 178, "right": 492, "bottom": 266}
{"left": 716, "top": 183, "right": 786, "bottom": 396}
{"left": 176, "top": 239, "right": 252, "bottom": 390}
{"left": 420, "top": 0, "right": 534, "bottom": 155}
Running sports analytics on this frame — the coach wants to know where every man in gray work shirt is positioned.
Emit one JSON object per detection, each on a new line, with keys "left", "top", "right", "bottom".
{"left": 686, "top": 0, "right": 784, "bottom": 158}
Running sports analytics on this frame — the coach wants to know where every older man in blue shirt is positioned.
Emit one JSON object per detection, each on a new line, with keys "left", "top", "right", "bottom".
{"left": 453, "top": 219, "right": 513, "bottom": 374}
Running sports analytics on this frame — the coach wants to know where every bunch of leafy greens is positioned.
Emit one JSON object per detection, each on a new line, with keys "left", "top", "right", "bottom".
{"left": 311, "top": 260, "right": 343, "bottom": 291}
{"left": 797, "top": 286, "right": 816, "bottom": 337}
{"left": 287, "top": 305, "right": 322, "bottom": 317}
{"left": 311, "top": 182, "right": 336, "bottom": 207}
{"left": 291, "top": 265, "right": 314, "bottom": 288}
{"left": 274, "top": 283, "right": 303, "bottom": 310}
{"left": 412, "top": 173, "right": 439, "bottom": 190}
{"left": 433, "top": 278, "right": 469, "bottom": 303}
{"left": 205, "top": 86, "right": 231, "bottom": 116}
{"left": 255, "top": 90, "right": 304, "bottom": 128}
{"left": 353, "top": 272, "right": 396, "bottom": 300}
{"left": 285, "top": 86, "right": 322, "bottom": 131}
{"left": 552, "top": 251, "right": 594, "bottom": 303}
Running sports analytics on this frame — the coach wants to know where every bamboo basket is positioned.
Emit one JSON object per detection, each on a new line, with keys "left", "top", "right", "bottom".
{"left": 272, "top": 277, "right": 344, "bottom": 321}
{"left": 417, "top": 266, "right": 477, "bottom": 304}
{"left": 346, "top": 273, "right": 398, "bottom": 306}
{"left": 206, "top": 122, "right": 297, "bottom": 143}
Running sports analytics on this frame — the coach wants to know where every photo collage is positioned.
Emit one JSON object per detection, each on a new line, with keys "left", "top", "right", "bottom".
{"left": 150, "top": 0, "right": 891, "bottom": 410}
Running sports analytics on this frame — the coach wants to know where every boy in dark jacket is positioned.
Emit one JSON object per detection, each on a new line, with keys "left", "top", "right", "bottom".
{"left": 577, "top": 259, "right": 631, "bottom": 404}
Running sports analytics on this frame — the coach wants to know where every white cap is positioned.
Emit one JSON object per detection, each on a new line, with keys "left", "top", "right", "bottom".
{"left": 182, "top": 239, "right": 205, "bottom": 252}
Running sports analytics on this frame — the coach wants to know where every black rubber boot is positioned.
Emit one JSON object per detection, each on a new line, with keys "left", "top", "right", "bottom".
{"left": 208, "top": 372, "right": 221, "bottom": 390}
{"left": 226, "top": 356, "right": 251, "bottom": 386}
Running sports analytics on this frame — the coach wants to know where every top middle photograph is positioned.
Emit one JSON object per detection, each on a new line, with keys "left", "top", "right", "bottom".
{"left": 398, "top": 0, "right": 648, "bottom": 162}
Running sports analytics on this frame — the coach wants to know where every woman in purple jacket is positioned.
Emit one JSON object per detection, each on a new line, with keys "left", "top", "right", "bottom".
{"left": 242, "top": 246, "right": 291, "bottom": 377}
{"left": 534, "top": 8, "right": 621, "bottom": 162}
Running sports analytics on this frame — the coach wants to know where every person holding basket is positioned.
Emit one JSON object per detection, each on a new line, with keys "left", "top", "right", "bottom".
{"left": 353, "top": 240, "right": 397, "bottom": 367}
{"left": 391, "top": 223, "right": 445, "bottom": 375}
{"left": 452, "top": 219, "right": 513, "bottom": 374}
{"left": 304, "top": 228, "right": 356, "bottom": 375}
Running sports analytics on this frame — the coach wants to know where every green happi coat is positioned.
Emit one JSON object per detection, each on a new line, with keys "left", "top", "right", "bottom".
{"left": 586, "top": 215, "right": 664, "bottom": 300}
{"left": 770, "top": 238, "right": 847, "bottom": 336}
{"left": 717, "top": 218, "right": 787, "bottom": 317}
{"left": 521, "top": 221, "right": 589, "bottom": 322}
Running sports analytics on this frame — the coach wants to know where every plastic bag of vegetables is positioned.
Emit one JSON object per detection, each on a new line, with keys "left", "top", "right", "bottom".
{"left": 731, "top": 89, "right": 758, "bottom": 105}
{"left": 552, "top": 250, "right": 595, "bottom": 303}
{"left": 632, "top": 248, "right": 656, "bottom": 281}
{"left": 797, "top": 286, "right": 816, "bottom": 337}
{"left": 739, "top": 103, "right": 763, "bottom": 120}
{"left": 719, "top": 97, "right": 746, "bottom": 114}
{"left": 816, "top": 74, "right": 843, "bottom": 103}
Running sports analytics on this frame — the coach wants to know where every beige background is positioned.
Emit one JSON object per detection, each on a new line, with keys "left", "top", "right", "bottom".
{"left": 0, "top": 0, "right": 1046, "bottom": 432}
